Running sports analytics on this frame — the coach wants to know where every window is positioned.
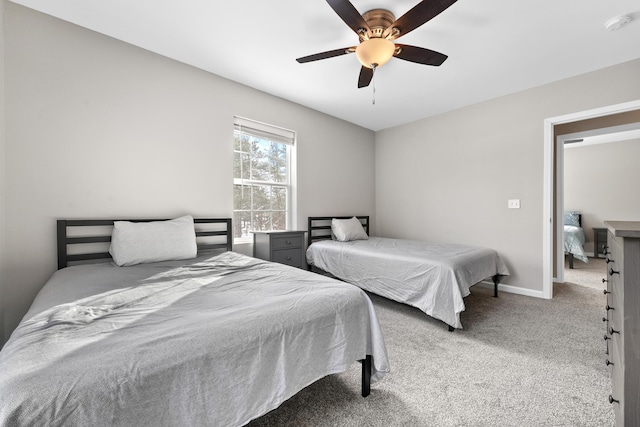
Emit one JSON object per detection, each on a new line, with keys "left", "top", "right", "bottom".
{"left": 233, "top": 117, "right": 296, "bottom": 242}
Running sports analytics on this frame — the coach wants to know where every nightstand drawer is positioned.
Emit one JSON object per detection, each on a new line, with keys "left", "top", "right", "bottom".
{"left": 271, "top": 235, "right": 303, "bottom": 250}
{"left": 272, "top": 248, "right": 303, "bottom": 267}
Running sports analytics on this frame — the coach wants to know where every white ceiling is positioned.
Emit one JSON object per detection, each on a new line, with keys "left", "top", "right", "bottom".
{"left": 10, "top": 0, "right": 640, "bottom": 131}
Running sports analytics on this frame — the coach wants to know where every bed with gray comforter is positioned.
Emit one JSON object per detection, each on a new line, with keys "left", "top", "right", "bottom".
{"left": 0, "top": 251, "right": 389, "bottom": 426}
{"left": 307, "top": 237, "right": 510, "bottom": 330}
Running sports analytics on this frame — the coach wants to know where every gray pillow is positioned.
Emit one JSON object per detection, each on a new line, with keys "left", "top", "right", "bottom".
{"left": 564, "top": 211, "right": 581, "bottom": 227}
{"left": 109, "top": 215, "right": 197, "bottom": 266}
{"left": 331, "top": 217, "right": 369, "bottom": 242}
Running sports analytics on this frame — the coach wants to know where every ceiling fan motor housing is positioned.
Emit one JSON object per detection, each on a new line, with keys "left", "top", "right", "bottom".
{"left": 362, "top": 9, "right": 396, "bottom": 38}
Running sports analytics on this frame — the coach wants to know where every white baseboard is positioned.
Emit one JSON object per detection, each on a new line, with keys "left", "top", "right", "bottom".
{"left": 476, "top": 280, "right": 546, "bottom": 299}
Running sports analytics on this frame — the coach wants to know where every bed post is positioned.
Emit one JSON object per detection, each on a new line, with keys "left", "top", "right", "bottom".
{"left": 57, "top": 220, "right": 68, "bottom": 270}
{"left": 361, "top": 355, "right": 372, "bottom": 397}
{"left": 307, "top": 217, "right": 313, "bottom": 271}
{"left": 492, "top": 274, "right": 501, "bottom": 298}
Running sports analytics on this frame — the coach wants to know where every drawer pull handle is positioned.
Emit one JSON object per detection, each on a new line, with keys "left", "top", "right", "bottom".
{"left": 609, "top": 395, "right": 619, "bottom": 404}
{"left": 603, "top": 289, "right": 611, "bottom": 295}
{"left": 602, "top": 317, "right": 608, "bottom": 323}
{"left": 609, "top": 268, "right": 619, "bottom": 276}
{"left": 606, "top": 258, "right": 615, "bottom": 264}
{"left": 602, "top": 278, "right": 608, "bottom": 283}
{"left": 606, "top": 304, "right": 614, "bottom": 311}
{"left": 606, "top": 359, "right": 614, "bottom": 366}
{"left": 609, "top": 327, "right": 620, "bottom": 335}
{"left": 604, "top": 334, "right": 611, "bottom": 341}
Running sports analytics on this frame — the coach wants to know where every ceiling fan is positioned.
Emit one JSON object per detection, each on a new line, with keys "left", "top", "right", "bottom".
{"left": 296, "top": 0, "right": 458, "bottom": 88}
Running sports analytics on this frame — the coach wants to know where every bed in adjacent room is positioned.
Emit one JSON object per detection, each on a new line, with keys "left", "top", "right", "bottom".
{"left": 306, "top": 216, "right": 510, "bottom": 330}
{"left": 564, "top": 211, "right": 588, "bottom": 269}
{"left": 0, "top": 216, "right": 389, "bottom": 427}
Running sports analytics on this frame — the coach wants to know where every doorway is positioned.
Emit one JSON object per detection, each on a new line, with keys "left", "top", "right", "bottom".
{"left": 543, "top": 100, "right": 640, "bottom": 299}
{"left": 556, "top": 124, "right": 640, "bottom": 285}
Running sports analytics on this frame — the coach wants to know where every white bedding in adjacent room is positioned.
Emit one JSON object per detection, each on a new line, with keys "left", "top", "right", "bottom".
{"left": 564, "top": 225, "right": 588, "bottom": 263}
{"left": 0, "top": 251, "right": 389, "bottom": 427}
{"left": 306, "top": 237, "right": 510, "bottom": 329}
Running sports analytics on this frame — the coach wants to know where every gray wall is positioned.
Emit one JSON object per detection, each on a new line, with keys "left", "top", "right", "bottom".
{"left": 0, "top": 0, "right": 6, "bottom": 344}
{"left": 2, "top": 1, "right": 640, "bottom": 344}
{"left": 375, "top": 58, "right": 640, "bottom": 296}
{"left": 1, "top": 3, "right": 375, "bottom": 343}
{"left": 565, "top": 138, "right": 640, "bottom": 254}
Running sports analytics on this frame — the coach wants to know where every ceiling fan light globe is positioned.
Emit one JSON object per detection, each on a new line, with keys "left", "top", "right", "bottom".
{"left": 355, "top": 38, "right": 395, "bottom": 69}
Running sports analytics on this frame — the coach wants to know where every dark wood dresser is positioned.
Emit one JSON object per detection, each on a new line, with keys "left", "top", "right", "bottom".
{"left": 604, "top": 220, "right": 640, "bottom": 427}
{"left": 252, "top": 230, "right": 306, "bottom": 269}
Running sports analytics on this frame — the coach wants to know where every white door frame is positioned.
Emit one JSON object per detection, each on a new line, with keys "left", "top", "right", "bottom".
{"left": 543, "top": 99, "right": 640, "bottom": 299}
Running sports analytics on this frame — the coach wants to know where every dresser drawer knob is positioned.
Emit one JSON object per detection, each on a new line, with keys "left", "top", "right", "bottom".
{"left": 603, "top": 289, "right": 611, "bottom": 295}
{"left": 602, "top": 317, "right": 608, "bottom": 323}
{"left": 286, "top": 256, "right": 292, "bottom": 260}
{"left": 606, "top": 258, "right": 615, "bottom": 264}
{"left": 606, "top": 304, "right": 614, "bottom": 311}
{"left": 609, "top": 327, "right": 620, "bottom": 335}
{"left": 609, "top": 268, "right": 620, "bottom": 276}
{"left": 609, "top": 395, "right": 619, "bottom": 404}
{"left": 602, "top": 246, "right": 610, "bottom": 256}
{"left": 604, "top": 334, "right": 611, "bottom": 341}
{"left": 606, "top": 359, "right": 614, "bottom": 366}
{"left": 602, "top": 278, "right": 608, "bottom": 283}
{"left": 285, "top": 240, "right": 291, "bottom": 244}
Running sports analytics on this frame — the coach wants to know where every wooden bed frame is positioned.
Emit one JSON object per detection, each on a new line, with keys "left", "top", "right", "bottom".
{"left": 307, "top": 215, "right": 370, "bottom": 248}
{"left": 56, "top": 216, "right": 373, "bottom": 397}
{"left": 57, "top": 218, "right": 233, "bottom": 269}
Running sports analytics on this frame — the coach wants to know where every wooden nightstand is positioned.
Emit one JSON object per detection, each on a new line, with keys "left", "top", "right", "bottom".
{"left": 593, "top": 227, "right": 607, "bottom": 259}
{"left": 252, "top": 230, "right": 306, "bottom": 269}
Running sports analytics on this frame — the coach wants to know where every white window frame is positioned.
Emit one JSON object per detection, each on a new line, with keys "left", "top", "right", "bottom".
{"left": 233, "top": 116, "right": 297, "bottom": 244}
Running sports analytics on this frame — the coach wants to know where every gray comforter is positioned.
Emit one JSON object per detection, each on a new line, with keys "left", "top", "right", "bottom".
{"left": 0, "top": 251, "right": 389, "bottom": 427}
{"left": 307, "top": 237, "right": 510, "bottom": 329}
{"left": 564, "top": 225, "right": 588, "bottom": 263}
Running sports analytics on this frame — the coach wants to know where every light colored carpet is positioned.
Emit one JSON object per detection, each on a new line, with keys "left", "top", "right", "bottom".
{"left": 563, "top": 256, "right": 607, "bottom": 290}
{"left": 248, "top": 282, "right": 614, "bottom": 426}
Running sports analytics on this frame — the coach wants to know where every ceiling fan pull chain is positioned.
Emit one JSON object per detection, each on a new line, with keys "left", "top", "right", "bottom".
{"left": 372, "top": 65, "right": 376, "bottom": 105}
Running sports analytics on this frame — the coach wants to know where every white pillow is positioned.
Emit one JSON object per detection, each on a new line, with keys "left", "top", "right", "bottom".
{"left": 109, "top": 215, "right": 197, "bottom": 266}
{"left": 331, "top": 217, "right": 369, "bottom": 242}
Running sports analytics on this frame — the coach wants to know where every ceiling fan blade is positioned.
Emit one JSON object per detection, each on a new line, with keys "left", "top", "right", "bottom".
{"left": 296, "top": 47, "right": 355, "bottom": 63}
{"left": 385, "top": 0, "right": 458, "bottom": 39}
{"left": 358, "top": 66, "right": 374, "bottom": 88}
{"left": 326, "top": 0, "right": 370, "bottom": 35}
{"left": 394, "top": 44, "right": 448, "bottom": 66}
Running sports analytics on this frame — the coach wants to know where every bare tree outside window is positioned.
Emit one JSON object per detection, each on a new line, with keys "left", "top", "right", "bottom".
{"left": 233, "top": 119, "right": 294, "bottom": 241}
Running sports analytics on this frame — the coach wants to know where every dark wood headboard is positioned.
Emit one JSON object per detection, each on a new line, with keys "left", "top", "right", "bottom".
{"left": 307, "top": 216, "right": 369, "bottom": 246}
{"left": 57, "top": 218, "right": 233, "bottom": 269}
